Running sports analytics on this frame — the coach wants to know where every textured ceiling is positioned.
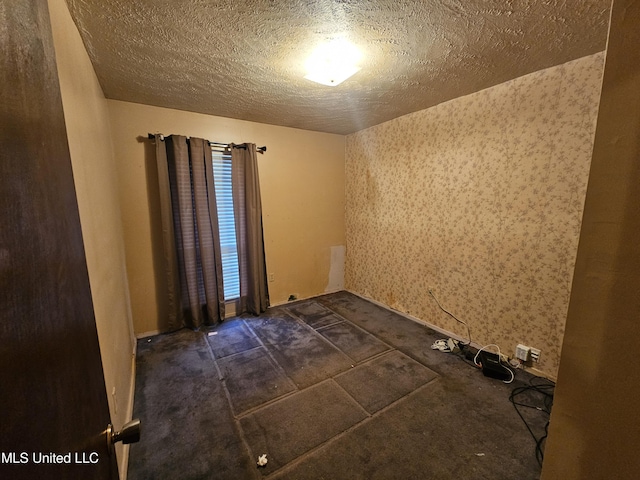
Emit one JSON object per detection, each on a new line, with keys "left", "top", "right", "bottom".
{"left": 65, "top": 0, "right": 611, "bottom": 135}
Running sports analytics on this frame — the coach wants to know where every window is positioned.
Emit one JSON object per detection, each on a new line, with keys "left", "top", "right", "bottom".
{"left": 211, "top": 149, "right": 240, "bottom": 300}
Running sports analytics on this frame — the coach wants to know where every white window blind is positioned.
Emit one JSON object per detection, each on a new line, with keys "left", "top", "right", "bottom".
{"left": 212, "top": 149, "right": 240, "bottom": 300}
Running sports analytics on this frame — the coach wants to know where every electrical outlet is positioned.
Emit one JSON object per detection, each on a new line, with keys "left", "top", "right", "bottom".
{"left": 515, "top": 344, "right": 531, "bottom": 361}
{"left": 530, "top": 347, "right": 541, "bottom": 363}
{"left": 269, "top": 273, "right": 275, "bottom": 282}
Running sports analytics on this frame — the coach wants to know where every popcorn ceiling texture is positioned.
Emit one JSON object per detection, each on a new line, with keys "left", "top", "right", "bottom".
{"left": 64, "top": 0, "right": 610, "bottom": 135}
{"left": 345, "top": 53, "right": 605, "bottom": 378}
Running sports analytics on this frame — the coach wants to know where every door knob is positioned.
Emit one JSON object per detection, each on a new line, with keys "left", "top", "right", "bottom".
{"left": 106, "top": 419, "right": 141, "bottom": 454}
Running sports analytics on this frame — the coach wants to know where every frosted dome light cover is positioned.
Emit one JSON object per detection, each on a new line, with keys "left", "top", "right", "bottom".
{"left": 304, "top": 39, "right": 362, "bottom": 86}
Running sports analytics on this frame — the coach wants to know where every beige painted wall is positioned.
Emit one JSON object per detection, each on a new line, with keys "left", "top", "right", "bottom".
{"left": 542, "top": 1, "right": 640, "bottom": 477}
{"left": 107, "top": 101, "right": 345, "bottom": 335}
{"left": 345, "top": 53, "right": 604, "bottom": 379}
{"left": 48, "top": 0, "right": 136, "bottom": 476}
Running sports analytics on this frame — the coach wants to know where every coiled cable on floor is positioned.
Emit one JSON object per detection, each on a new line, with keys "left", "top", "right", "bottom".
{"left": 509, "top": 376, "right": 555, "bottom": 466}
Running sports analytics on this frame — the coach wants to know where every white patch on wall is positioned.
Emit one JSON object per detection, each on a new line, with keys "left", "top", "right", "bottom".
{"left": 325, "top": 245, "right": 345, "bottom": 293}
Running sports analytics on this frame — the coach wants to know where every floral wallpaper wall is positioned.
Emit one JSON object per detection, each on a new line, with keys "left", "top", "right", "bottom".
{"left": 345, "top": 53, "right": 604, "bottom": 378}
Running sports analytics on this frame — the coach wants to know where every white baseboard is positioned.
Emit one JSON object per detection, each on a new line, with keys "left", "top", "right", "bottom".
{"left": 117, "top": 340, "right": 138, "bottom": 479}
{"left": 135, "top": 329, "right": 160, "bottom": 339}
{"left": 524, "top": 365, "right": 557, "bottom": 382}
{"left": 269, "top": 294, "right": 314, "bottom": 308}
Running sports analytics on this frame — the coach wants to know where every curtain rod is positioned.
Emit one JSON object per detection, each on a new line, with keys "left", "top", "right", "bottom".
{"left": 147, "top": 134, "right": 266, "bottom": 154}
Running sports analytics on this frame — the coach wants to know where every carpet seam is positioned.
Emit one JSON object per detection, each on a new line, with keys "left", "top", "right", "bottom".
{"left": 286, "top": 303, "right": 396, "bottom": 365}
{"left": 260, "top": 376, "right": 442, "bottom": 479}
{"left": 129, "top": 294, "right": 544, "bottom": 479}
{"left": 240, "top": 317, "right": 302, "bottom": 389}
{"left": 201, "top": 330, "right": 262, "bottom": 480}
{"left": 331, "top": 348, "right": 402, "bottom": 380}
{"left": 207, "top": 320, "right": 262, "bottom": 360}
{"left": 313, "top": 304, "right": 396, "bottom": 353}
{"left": 245, "top": 311, "right": 354, "bottom": 390}
{"left": 280, "top": 307, "right": 359, "bottom": 359}
{"left": 314, "top": 319, "right": 347, "bottom": 331}
{"left": 217, "top": 348, "right": 299, "bottom": 417}
{"left": 333, "top": 357, "right": 441, "bottom": 416}
{"left": 283, "top": 303, "right": 343, "bottom": 330}
{"left": 319, "top": 297, "right": 455, "bottom": 377}
{"left": 234, "top": 377, "right": 335, "bottom": 420}
{"left": 328, "top": 378, "right": 372, "bottom": 419}
{"left": 213, "top": 343, "right": 264, "bottom": 361}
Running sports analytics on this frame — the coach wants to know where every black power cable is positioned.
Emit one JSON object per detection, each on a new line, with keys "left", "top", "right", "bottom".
{"left": 509, "top": 376, "right": 555, "bottom": 466}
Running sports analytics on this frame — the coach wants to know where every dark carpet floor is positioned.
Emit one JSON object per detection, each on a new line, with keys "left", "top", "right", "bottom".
{"left": 128, "top": 291, "right": 552, "bottom": 480}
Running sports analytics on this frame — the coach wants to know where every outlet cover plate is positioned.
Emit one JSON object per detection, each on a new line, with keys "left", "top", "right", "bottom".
{"left": 530, "top": 347, "right": 541, "bottom": 362}
{"left": 516, "top": 344, "right": 530, "bottom": 361}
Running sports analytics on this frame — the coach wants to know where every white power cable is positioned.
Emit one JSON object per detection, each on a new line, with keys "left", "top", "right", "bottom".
{"left": 428, "top": 290, "right": 472, "bottom": 345}
{"left": 473, "top": 343, "right": 514, "bottom": 384}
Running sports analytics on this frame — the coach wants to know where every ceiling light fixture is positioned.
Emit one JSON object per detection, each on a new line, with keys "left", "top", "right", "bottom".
{"left": 304, "top": 38, "right": 362, "bottom": 87}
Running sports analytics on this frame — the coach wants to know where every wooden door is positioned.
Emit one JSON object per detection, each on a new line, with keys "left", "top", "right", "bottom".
{"left": 0, "top": 1, "right": 118, "bottom": 479}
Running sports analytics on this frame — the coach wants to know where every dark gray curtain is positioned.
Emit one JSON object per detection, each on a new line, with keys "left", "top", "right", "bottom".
{"left": 154, "top": 137, "right": 181, "bottom": 329}
{"left": 155, "top": 134, "right": 225, "bottom": 328}
{"left": 231, "top": 143, "right": 269, "bottom": 314}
